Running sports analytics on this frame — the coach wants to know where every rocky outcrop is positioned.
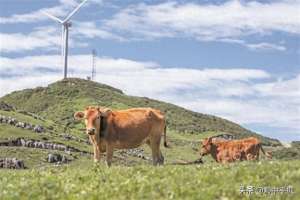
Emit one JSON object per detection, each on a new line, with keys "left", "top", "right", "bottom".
{"left": 60, "top": 133, "right": 89, "bottom": 144}
{"left": 0, "top": 102, "right": 14, "bottom": 111}
{"left": 0, "top": 158, "right": 25, "bottom": 169}
{"left": 0, "top": 138, "right": 89, "bottom": 154}
{"left": 212, "top": 133, "right": 235, "bottom": 140}
{"left": 0, "top": 115, "right": 45, "bottom": 133}
{"left": 47, "top": 153, "right": 69, "bottom": 163}
{"left": 119, "top": 148, "right": 150, "bottom": 161}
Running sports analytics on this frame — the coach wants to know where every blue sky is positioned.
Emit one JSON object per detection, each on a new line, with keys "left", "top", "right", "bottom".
{"left": 0, "top": 0, "right": 299, "bottom": 141}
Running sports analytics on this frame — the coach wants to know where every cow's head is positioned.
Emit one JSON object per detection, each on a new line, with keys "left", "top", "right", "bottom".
{"left": 74, "top": 106, "right": 111, "bottom": 136}
{"left": 200, "top": 137, "right": 213, "bottom": 157}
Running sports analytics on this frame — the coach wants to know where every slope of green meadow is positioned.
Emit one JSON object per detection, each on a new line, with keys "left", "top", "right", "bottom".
{"left": 0, "top": 160, "right": 299, "bottom": 200}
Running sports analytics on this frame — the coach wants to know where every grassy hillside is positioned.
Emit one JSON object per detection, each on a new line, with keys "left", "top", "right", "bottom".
{"left": 273, "top": 141, "right": 300, "bottom": 160}
{"left": 0, "top": 160, "right": 299, "bottom": 200}
{"left": 0, "top": 78, "right": 280, "bottom": 146}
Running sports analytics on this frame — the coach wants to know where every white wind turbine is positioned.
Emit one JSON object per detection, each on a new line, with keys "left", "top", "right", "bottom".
{"left": 43, "top": 0, "right": 88, "bottom": 79}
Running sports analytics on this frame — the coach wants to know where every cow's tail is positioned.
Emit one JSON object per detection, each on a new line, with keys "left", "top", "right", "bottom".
{"left": 259, "top": 144, "right": 272, "bottom": 159}
{"left": 163, "top": 124, "right": 169, "bottom": 148}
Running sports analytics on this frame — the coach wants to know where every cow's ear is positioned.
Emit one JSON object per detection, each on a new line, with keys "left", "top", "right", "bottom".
{"left": 207, "top": 137, "right": 213, "bottom": 144}
{"left": 101, "top": 108, "right": 112, "bottom": 117}
{"left": 74, "top": 111, "right": 84, "bottom": 120}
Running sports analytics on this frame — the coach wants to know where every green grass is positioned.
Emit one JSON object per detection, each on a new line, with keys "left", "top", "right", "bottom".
{"left": 273, "top": 147, "right": 300, "bottom": 160}
{"left": 0, "top": 160, "right": 299, "bottom": 200}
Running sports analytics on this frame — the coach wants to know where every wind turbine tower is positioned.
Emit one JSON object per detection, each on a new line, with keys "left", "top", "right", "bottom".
{"left": 43, "top": 0, "right": 88, "bottom": 79}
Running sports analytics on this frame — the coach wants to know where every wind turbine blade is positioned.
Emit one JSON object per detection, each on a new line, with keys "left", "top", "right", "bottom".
{"left": 43, "top": 11, "right": 63, "bottom": 23}
{"left": 63, "top": 0, "right": 88, "bottom": 22}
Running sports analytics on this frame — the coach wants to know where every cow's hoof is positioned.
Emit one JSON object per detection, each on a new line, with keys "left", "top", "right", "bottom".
{"left": 105, "top": 161, "right": 112, "bottom": 167}
{"left": 159, "top": 156, "right": 164, "bottom": 164}
{"left": 157, "top": 160, "right": 164, "bottom": 165}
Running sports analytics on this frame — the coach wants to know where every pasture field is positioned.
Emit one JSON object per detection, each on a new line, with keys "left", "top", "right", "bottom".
{"left": 0, "top": 160, "right": 299, "bottom": 200}
{"left": 1, "top": 79, "right": 299, "bottom": 200}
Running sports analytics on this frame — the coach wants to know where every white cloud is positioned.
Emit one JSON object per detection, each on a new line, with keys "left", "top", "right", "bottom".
{"left": 74, "top": 21, "right": 126, "bottom": 41}
{"left": 220, "top": 39, "right": 287, "bottom": 51}
{"left": 0, "top": 4, "right": 66, "bottom": 24}
{"left": 0, "top": 0, "right": 101, "bottom": 24}
{"left": 246, "top": 42, "right": 287, "bottom": 52}
{"left": 254, "top": 75, "right": 300, "bottom": 97}
{"left": 1, "top": 1, "right": 296, "bottom": 52}
{"left": 1, "top": 54, "right": 299, "bottom": 136}
{"left": 180, "top": 97, "right": 300, "bottom": 130}
{"left": 104, "top": 0, "right": 300, "bottom": 45}
{"left": 0, "top": 25, "right": 90, "bottom": 53}
{"left": 0, "top": 75, "right": 62, "bottom": 98}
{"left": 0, "top": 54, "right": 269, "bottom": 95}
{"left": 0, "top": 27, "right": 60, "bottom": 53}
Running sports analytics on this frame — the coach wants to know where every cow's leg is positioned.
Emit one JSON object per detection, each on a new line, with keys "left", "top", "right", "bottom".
{"left": 146, "top": 139, "right": 157, "bottom": 165}
{"left": 151, "top": 148, "right": 159, "bottom": 166}
{"left": 256, "top": 151, "right": 260, "bottom": 161}
{"left": 241, "top": 151, "right": 247, "bottom": 161}
{"left": 246, "top": 153, "right": 256, "bottom": 161}
{"left": 94, "top": 145, "right": 100, "bottom": 163}
{"left": 150, "top": 137, "right": 162, "bottom": 166}
{"left": 90, "top": 137, "right": 100, "bottom": 163}
{"left": 105, "top": 143, "right": 114, "bottom": 167}
{"left": 158, "top": 150, "right": 164, "bottom": 165}
{"left": 146, "top": 139, "right": 164, "bottom": 165}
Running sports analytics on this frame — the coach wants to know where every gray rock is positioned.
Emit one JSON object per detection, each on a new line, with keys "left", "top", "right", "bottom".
{"left": 7, "top": 117, "right": 17, "bottom": 125}
{"left": 16, "top": 122, "right": 25, "bottom": 128}
{"left": 1, "top": 116, "right": 7, "bottom": 123}
{"left": 33, "top": 125, "right": 44, "bottom": 133}
{"left": 47, "top": 154, "right": 68, "bottom": 163}
{"left": 24, "top": 123, "right": 32, "bottom": 130}
{"left": 0, "top": 158, "right": 25, "bottom": 169}
{"left": 0, "top": 102, "right": 14, "bottom": 111}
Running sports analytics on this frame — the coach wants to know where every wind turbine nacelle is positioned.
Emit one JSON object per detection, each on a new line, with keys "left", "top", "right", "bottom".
{"left": 64, "top": 21, "right": 72, "bottom": 27}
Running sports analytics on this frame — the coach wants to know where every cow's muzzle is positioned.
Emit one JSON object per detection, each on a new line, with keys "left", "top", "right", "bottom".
{"left": 199, "top": 152, "right": 207, "bottom": 157}
{"left": 87, "top": 128, "right": 96, "bottom": 135}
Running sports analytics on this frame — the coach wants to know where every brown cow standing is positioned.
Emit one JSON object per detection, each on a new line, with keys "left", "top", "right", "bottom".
{"left": 74, "top": 107, "right": 168, "bottom": 166}
{"left": 200, "top": 137, "right": 271, "bottom": 164}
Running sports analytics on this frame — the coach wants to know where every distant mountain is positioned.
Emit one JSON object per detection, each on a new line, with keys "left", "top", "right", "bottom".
{"left": 0, "top": 78, "right": 280, "bottom": 146}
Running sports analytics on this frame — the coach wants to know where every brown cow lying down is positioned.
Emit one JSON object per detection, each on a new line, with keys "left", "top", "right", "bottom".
{"left": 200, "top": 137, "right": 272, "bottom": 164}
{"left": 74, "top": 107, "right": 168, "bottom": 166}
